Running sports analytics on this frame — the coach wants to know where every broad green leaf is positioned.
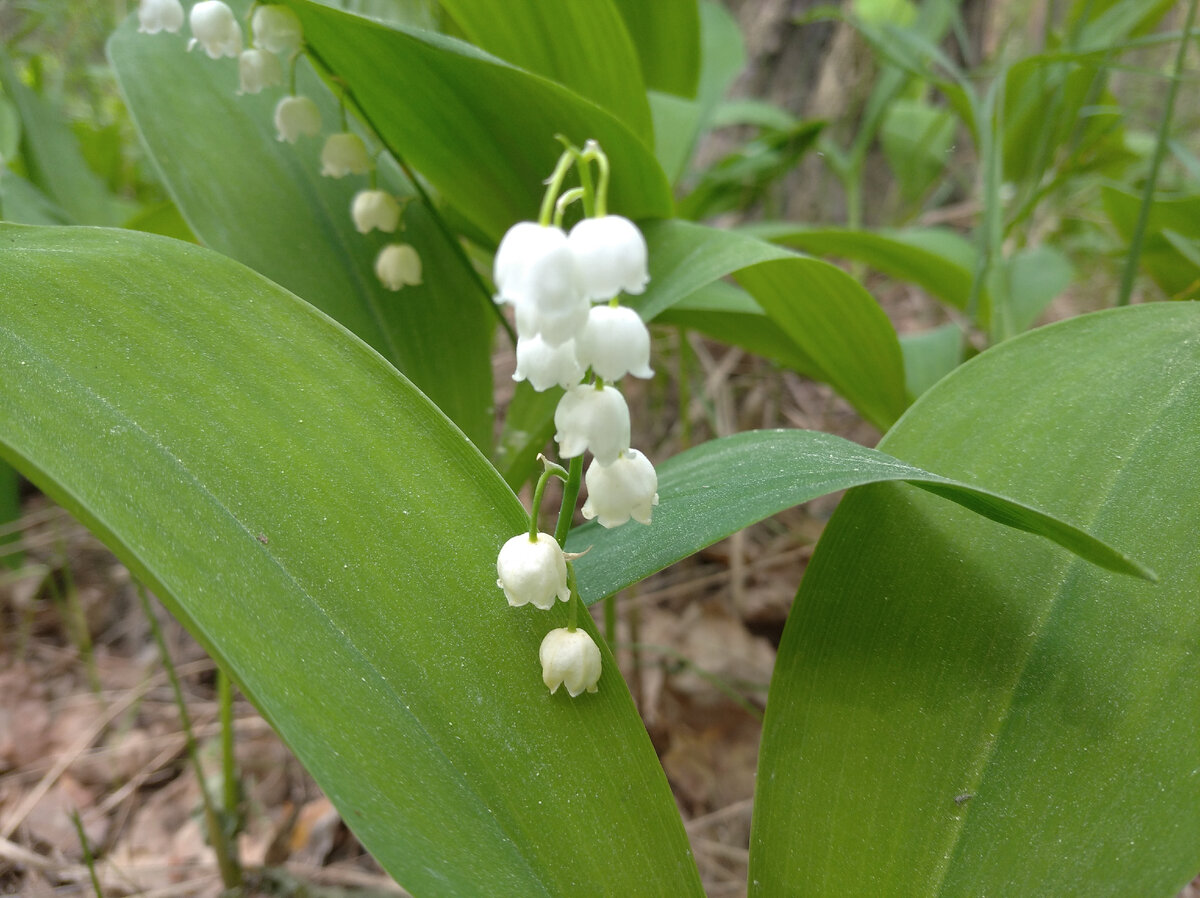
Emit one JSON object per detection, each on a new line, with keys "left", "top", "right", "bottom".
{"left": 0, "top": 95, "right": 19, "bottom": 163}
{"left": 751, "top": 303, "right": 1200, "bottom": 896}
{"left": 750, "top": 222, "right": 976, "bottom": 309}
{"left": 610, "top": 0, "right": 702, "bottom": 97}
{"left": 436, "top": 0, "right": 654, "bottom": 140}
{"left": 0, "top": 223, "right": 703, "bottom": 898}
{"left": 287, "top": 0, "right": 673, "bottom": 241}
{"left": 1069, "top": 0, "right": 1177, "bottom": 49}
{"left": 635, "top": 220, "right": 908, "bottom": 429}
{"left": 899, "top": 323, "right": 963, "bottom": 398}
{"left": 109, "top": 16, "right": 494, "bottom": 450}
{"left": 568, "top": 429, "right": 1150, "bottom": 605}
{"left": 655, "top": 281, "right": 821, "bottom": 378}
{"left": 0, "top": 461, "right": 18, "bottom": 569}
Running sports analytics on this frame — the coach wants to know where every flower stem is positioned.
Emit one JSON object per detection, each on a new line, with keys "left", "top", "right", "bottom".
{"left": 529, "top": 456, "right": 568, "bottom": 538}
{"left": 539, "top": 147, "right": 578, "bottom": 227}
{"left": 554, "top": 454, "right": 584, "bottom": 547}
{"left": 554, "top": 187, "right": 585, "bottom": 228}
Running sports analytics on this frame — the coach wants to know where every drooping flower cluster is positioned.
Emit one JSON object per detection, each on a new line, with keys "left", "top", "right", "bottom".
{"left": 135, "top": 0, "right": 419, "bottom": 292}
{"left": 493, "top": 141, "right": 663, "bottom": 697}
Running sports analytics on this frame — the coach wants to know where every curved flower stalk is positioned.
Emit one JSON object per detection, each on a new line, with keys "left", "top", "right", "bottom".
{"left": 492, "top": 140, "right": 664, "bottom": 697}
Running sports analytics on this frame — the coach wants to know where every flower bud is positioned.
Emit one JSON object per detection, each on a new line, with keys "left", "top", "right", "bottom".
{"left": 187, "top": 1, "right": 242, "bottom": 59}
{"left": 568, "top": 215, "right": 649, "bottom": 300}
{"left": 351, "top": 190, "right": 401, "bottom": 234}
{"left": 496, "top": 532, "right": 570, "bottom": 611}
{"left": 273, "top": 95, "right": 321, "bottom": 143}
{"left": 320, "top": 132, "right": 372, "bottom": 178}
{"left": 375, "top": 244, "right": 422, "bottom": 291}
{"left": 581, "top": 449, "right": 659, "bottom": 528}
{"left": 575, "top": 304, "right": 654, "bottom": 381}
{"left": 137, "top": 0, "right": 184, "bottom": 34}
{"left": 513, "top": 336, "right": 584, "bottom": 392}
{"left": 237, "top": 49, "right": 283, "bottom": 95}
{"left": 554, "top": 384, "right": 630, "bottom": 464}
{"left": 251, "top": 4, "right": 304, "bottom": 56}
{"left": 540, "top": 628, "right": 602, "bottom": 696}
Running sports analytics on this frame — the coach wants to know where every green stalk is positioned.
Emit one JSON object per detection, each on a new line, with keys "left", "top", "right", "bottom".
{"left": 1117, "top": 0, "right": 1198, "bottom": 307}
{"left": 218, "top": 667, "right": 239, "bottom": 831}
{"left": 70, "top": 810, "right": 105, "bottom": 898}
{"left": 554, "top": 455, "right": 584, "bottom": 548}
{"left": 137, "top": 584, "right": 242, "bottom": 889}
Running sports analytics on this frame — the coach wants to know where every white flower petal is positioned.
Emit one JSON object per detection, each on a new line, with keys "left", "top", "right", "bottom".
{"left": 187, "top": 1, "right": 242, "bottom": 59}
{"left": 137, "top": 0, "right": 184, "bottom": 34}
{"left": 273, "top": 95, "right": 321, "bottom": 143}
{"left": 375, "top": 244, "right": 422, "bottom": 291}
{"left": 553, "top": 384, "right": 630, "bottom": 464}
{"left": 496, "top": 532, "right": 571, "bottom": 610}
{"left": 351, "top": 190, "right": 401, "bottom": 234}
{"left": 237, "top": 49, "right": 283, "bottom": 95}
{"left": 539, "top": 628, "right": 602, "bottom": 696}
{"left": 568, "top": 215, "right": 649, "bottom": 300}
{"left": 513, "top": 336, "right": 584, "bottom": 392}
{"left": 581, "top": 449, "right": 659, "bottom": 528}
{"left": 575, "top": 304, "right": 654, "bottom": 381}
{"left": 251, "top": 4, "right": 304, "bottom": 56}
{"left": 320, "top": 132, "right": 372, "bottom": 178}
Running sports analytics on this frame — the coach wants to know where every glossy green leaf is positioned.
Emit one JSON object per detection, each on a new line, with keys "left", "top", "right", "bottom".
{"left": 108, "top": 16, "right": 494, "bottom": 450}
{"left": 880, "top": 98, "right": 956, "bottom": 201}
{"left": 287, "top": 0, "right": 673, "bottom": 241}
{"left": 436, "top": 0, "right": 653, "bottom": 139}
{"left": 751, "top": 303, "right": 1200, "bottom": 896}
{"left": 495, "top": 382, "right": 561, "bottom": 492}
{"left": 610, "top": 0, "right": 701, "bottom": 98}
{"left": 656, "top": 281, "right": 821, "bottom": 378}
{"left": 0, "top": 169, "right": 71, "bottom": 225}
{"left": 750, "top": 222, "right": 976, "bottom": 309}
{"left": 635, "top": 220, "right": 908, "bottom": 429}
{"left": 0, "top": 461, "right": 18, "bottom": 569}
{"left": 0, "top": 224, "right": 703, "bottom": 897}
{"left": 568, "top": 428, "right": 1150, "bottom": 605}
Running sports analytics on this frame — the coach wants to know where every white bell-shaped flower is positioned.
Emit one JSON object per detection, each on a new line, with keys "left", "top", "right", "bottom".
{"left": 251, "top": 4, "right": 304, "bottom": 56}
{"left": 321, "top": 133, "right": 372, "bottom": 178}
{"left": 375, "top": 244, "right": 422, "bottom": 291}
{"left": 273, "top": 95, "right": 321, "bottom": 143}
{"left": 540, "top": 628, "right": 602, "bottom": 696}
{"left": 138, "top": 0, "right": 184, "bottom": 34}
{"left": 187, "top": 1, "right": 242, "bottom": 59}
{"left": 581, "top": 449, "right": 659, "bottom": 528}
{"left": 494, "top": 223, "right": 584, "bottom": 313}
{"left": 514, "top": 296, "right": 590, "bottom": 348}
{"left": 575, "top": 304, "right": 654, "bottom": 381}
{"left": 496, "top": 532, "right": 570, "bottom": 611}
{"left": 568, "top": 215, "right": 649, "bottom": 300}
{"left": 237, "top": 49, "right": 283, "bottom": 95}
{"left": 513, "top": 336, "right": 584, "bottom": 392}
{"left": 554, "top": 384, "right": 630, "bottom": 464}
{"left": 351, "top": 190, "right": 401, "bottom": 234}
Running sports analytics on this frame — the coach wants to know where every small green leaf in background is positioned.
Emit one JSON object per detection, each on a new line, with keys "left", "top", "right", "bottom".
{"left": 1103, "top": 185, "right": 1200, "bottom": 300}
{"left": 751, "top": 302, "right": 1200, "bottom": 896}
{"left": 437, "top": 0, "right": 654, "bottom": 141}
{"left": 285, "top": 0, "right": 674, "bottom": 241}
{"left": 568, "top": 428, "right": 1150, "bottom": 605}
{"left": 0, "top": 223, "right": 704, "bottom": 898}
{"left": 108, "top": 13, "right": 494, "bottom": 450}
{"left": 899, "top": 322, "right": 963, "bottom": 398}
{"left": 1006, "top": 244, "right": 1074, "bottom": 331}
{"left": 880, "top": 98, "right": 956, "bottom": 202}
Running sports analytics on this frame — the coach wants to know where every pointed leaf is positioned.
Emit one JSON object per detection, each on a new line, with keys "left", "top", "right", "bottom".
{"left": 568, "top": 428, "right": 1150, "bottom": 604}
{"left": 108, "top": 16, "right": 494, "bottom": 449}
{"left": 751, "top": 303, "right": 1200, "bottom": 896}
{"left": 287, "top": 0, "right": 673, "bottom": 240}
{"left": 0, "top": 224, "right": 703, "bottom": 898}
